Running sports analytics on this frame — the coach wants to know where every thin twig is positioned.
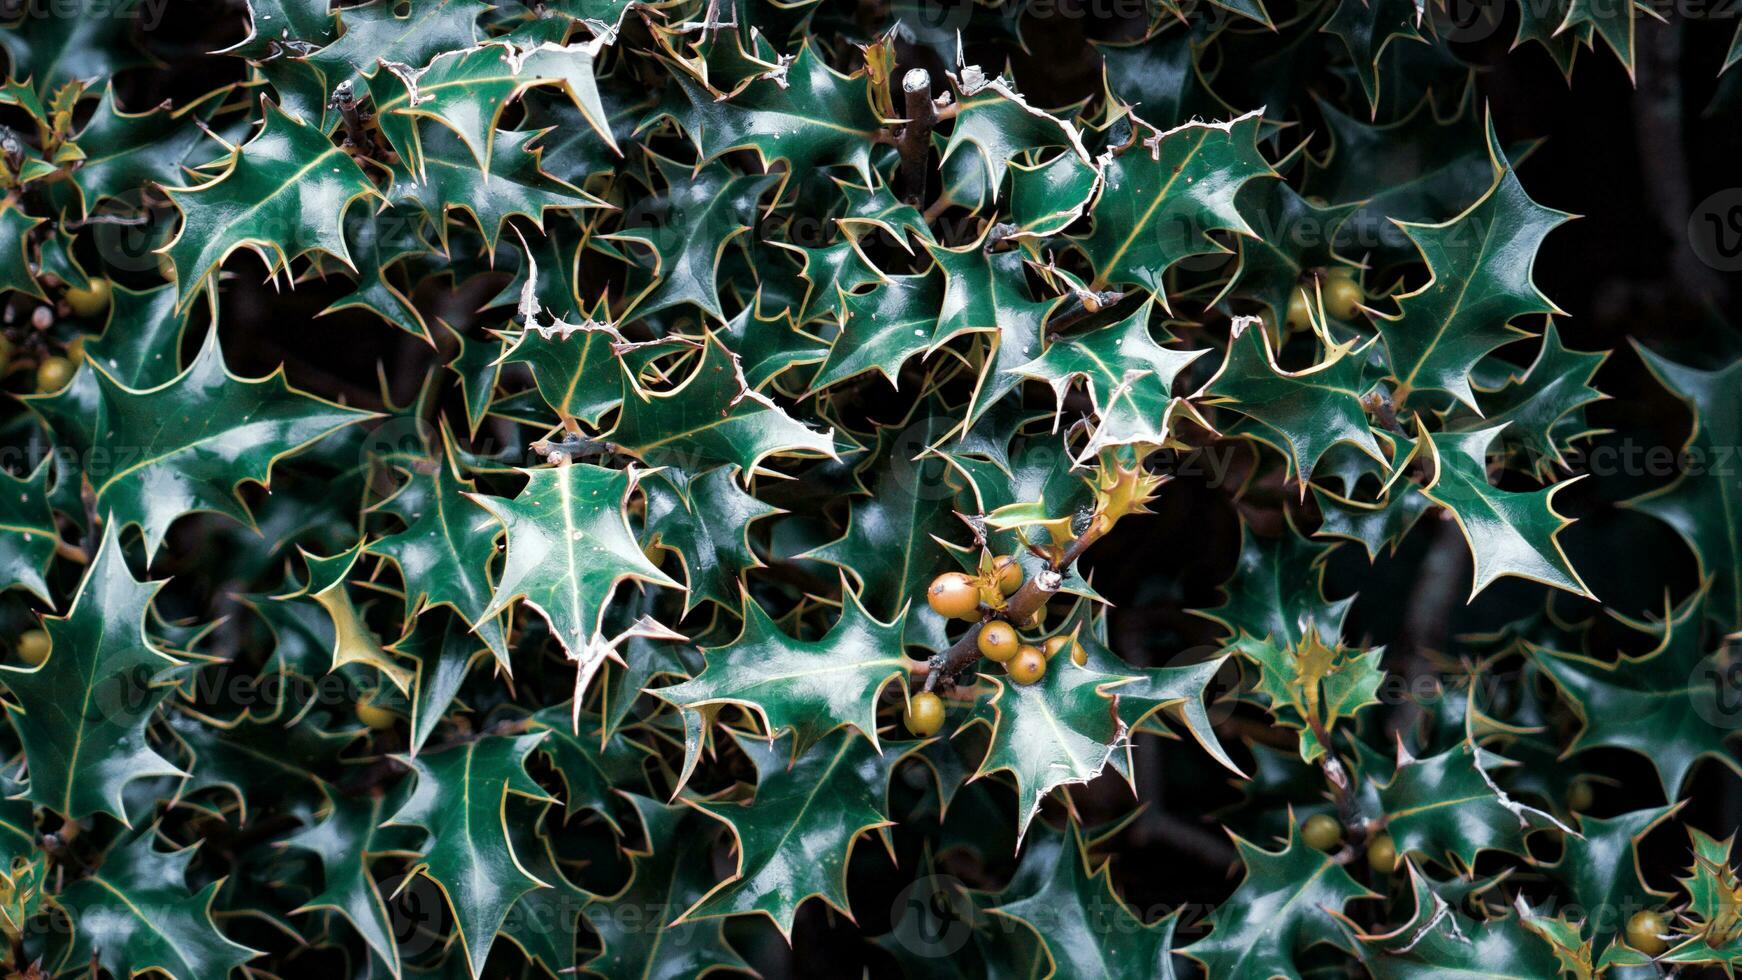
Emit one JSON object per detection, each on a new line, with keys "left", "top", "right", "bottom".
{"left": 897, "top": 69, "right": 935, "bottom": 207}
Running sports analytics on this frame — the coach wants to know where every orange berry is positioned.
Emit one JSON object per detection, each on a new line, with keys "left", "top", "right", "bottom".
{"left": 978, "top": 621, "right": 1019, "bottom": 662}
{"left": 926, "top": 572, "right": 980, "bottom": 620}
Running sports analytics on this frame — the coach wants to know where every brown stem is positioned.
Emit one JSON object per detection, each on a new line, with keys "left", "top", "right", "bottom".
{"left": 897, "top": 69, "right": 935, "bottom": 207}
{"left": 923, "top": 520, "right": 1108, "bottom": 692}
{"left": 1046, "top": 290, "right": 1126, "bottom": 338}
{"left": 53, "top": 538, "right": 87, "bottom": 565}
{"left": 1305, "top": 709, "right": 1364, "bottom": 840}
{"left": 329, "top": 81, "right": 372, "bottom": 157}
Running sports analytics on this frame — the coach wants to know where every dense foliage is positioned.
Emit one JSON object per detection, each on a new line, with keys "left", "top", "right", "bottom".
{"left": 0, "top": 0, "right": 1737, "bottom": 977}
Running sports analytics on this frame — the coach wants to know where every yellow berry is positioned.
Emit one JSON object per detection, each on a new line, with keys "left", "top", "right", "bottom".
{"left": 1626, "top": 910, "right": 1669, "bottom": 956}
{"left": 35, "top": 356, "right": 73, "bottom": 392}
{"left": 1366, "top": 833, "right": 1396, "bottom": 873}
{"left": 65, "top": 334, "right": 85, "bottom": 365}
{"left": 16, "top": 629, "right": 49, "bottom": 666}
{"left": 1302, "top": 813, "right": 1342, "bottom": 850}
{"left": 355, "top": 699, "right": 398, "bottom": 731}
{"left": 0, "top": 334, "right": 11, "bottom": 374}
{"left": 1325, "top": 275, "right": 1363, "bottom": 320}
{"left": 926, "top": 572, "right": 980, "bottom": 620}
{"left": 1008, "top": 646, "right": 1046, "bottom": 685}
{"left": 1071, "top": 644, "right": 1087, "bottom": 666}
{"left": 904, "top": 691, "right": 945, "bottom": 737}
{"left": 1567, "top": 781, "right": 1594, "bottom": 812}
{"left": 62, "top": 279, "right": 111, "bottom": 318}
{"left": 993, "top": 556, "right": 1023, "bottom": 596}
{"left": 978, "top": 621, "right": 1019, "bottom": 662}
{"left": 1285, "top": 286, "right": 1312, "bottom": 331}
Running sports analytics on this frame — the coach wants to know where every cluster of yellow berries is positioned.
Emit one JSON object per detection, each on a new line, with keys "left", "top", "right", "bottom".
{"left": 1, "top": 279, "right": 110, "bottom": 393}
{"left": 1284, "top": 266, "right": 1363, "bottom": 332}
{"left": 902, "top": 559, "right": 1088, "bottom": 737}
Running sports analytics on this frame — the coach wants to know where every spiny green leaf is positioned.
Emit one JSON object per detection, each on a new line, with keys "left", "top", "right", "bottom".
{"left": 162, "top": 99, "right": 381, "bottom": 310}
{"left": 0, "top": 524, "right": 183, "bottom": 821}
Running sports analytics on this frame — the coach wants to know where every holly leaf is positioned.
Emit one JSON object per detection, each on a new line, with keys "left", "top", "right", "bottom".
{"left": 1545, "top": 804, "right": 1680, "bottom": 943}
{"left": 388, "top": 123, "right": 604, "bottom": 252}
{"left": 607, "top": 332, "right": 838, "bottom": 476}
{"left": 1180, "top": 814, "right": 1376, "bottom": 979}
{"left": 717, "top": 301, "right": 832, "bottom": 390}
{"left": 525, "top": 704, "right": 646, "bottom": 829}
{"left": 599, "top": 151, "right": 774, "bottom": 320}
{"left": 1198, "top": 521, "right": 1353, "bottom": 651}
{"left": 1377, "top": 741, "right": 1566, "bottom": 868}
{"left": 1312, "top": 480, "right": 1432, "bottom": 561}
{"left": 812, "top": 269, "right": 953, "bottom": 390}
{"left": 387, "top": 607, "right": 490, "bottom": 757}
{"left": 386, "top": 732, "right": 555, "bottom": 979}
{"left": 290, "top": 540, "right": 414, "bottom": 695}
{"left": 370, "top": 37, "right": 614, "bottom": 179}
{"left": 1076, "top": 109, "right": 1272, "bottom": 297}
{"left": 678, "top": 729, "right": 897, "bottom": 939}
{"left": 469, "top": 463, "right": 679, "bottom": 674}
{"left": 1010, "top": 299, "right": 1207, "bottom": 458}
{"left": 581, "top": 794, "right": 748, "bottom": 980}
{"left": 1007, "top": 148, "right": 1102, "bottom": 239}
{"left": 1321, "top": 0, "right": 1426, "bottom": 114}
{"left": 320, "top": 206, "right": 429, "bottom": 339}
{"left": 162, "top": 99, "right": 382, "bottom": 310}
{"left": 285, "top": 785, "right": 424, "bottom": 978}
{"left": 301, "top": 0, "right": 488, "bottom": 127}
{"left": 68, "top": 83, "right": 229, "bottom": 219}
{"left": 985, "top": 822, "right": 1183, "bottom": 977}
{"left": 1449, "top": 322, "right": 1608, "bottom": 477}
{"left": 84, "top": 282, "right": 199, "bottom": 389}
{"left": 0, "top": 0, "right": 150, "bottom": 96}
{"left": 498, "top": 301, "right": 628, "bottom": 428}
{"left": 797, "top": 415, "right": 962, "bottom": 649}
{"left": 1530, "top": 586, "right": 1741, "bottom": 800}
{"left": 641, "top": 466, "right": 780, "bottom": 613}
{"left": 368, "top": 429, "right": 509, "bottom": 666}
{"left": 0, "top": 201, "right": 42, "bottom": 299}
{"left": 1201, "top": 318, "right": 1384, "bottom": 485}
{"left": 656, "top": 41, "right": 881, "bottom": 185}
{"left": 941, "top": 65, "right": 1091, "bottom": 200}
{"left": 963, "top": 657, "right": 1130, "bottom": 840}
{"left": 922, "top": 241, "right": 1058, "bottom": 424}
{"left": 0, "top": 459, "right": 57, "bottom": 605}
{"left": 1350, "top": 862, "right": 1562, "bottom": 978}
{"left": 1419, "top": 425, "right": 1592, "bottom": 600}
{"left": 1237, "top": 628, "right": 1384, "bottom": 763}
{"left": 1230, "top": 180, "right": 1360, "bottom": 326}
{"left": 56, "top": 831, "right": 258, "bottom": 979}
{"left": 1377, "top": 118, "right": 1569, "bottom": 408}
{"left": 653, "top": 587, "right": 908, "bottom": 772}
{"left": 0, "top": 524, "right": 184, "bottom": 822}
{"left": 1628, "top": 345, "right": 1742, "bottom": 630}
